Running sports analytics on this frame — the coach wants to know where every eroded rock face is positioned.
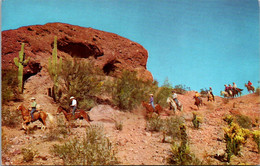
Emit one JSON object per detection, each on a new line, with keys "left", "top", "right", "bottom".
{"left": 2, "top": 23, "right": 153, "bottom": 81}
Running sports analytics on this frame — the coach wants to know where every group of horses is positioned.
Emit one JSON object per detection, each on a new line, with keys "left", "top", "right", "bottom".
{"left": 16, "top": 104, "right": 92, "bottom": 131}
{"left": 221, "top": 84, "right": 255, "bottom": 98}
{"left": 16, "top": 84, "right": 256, "bottom": 130}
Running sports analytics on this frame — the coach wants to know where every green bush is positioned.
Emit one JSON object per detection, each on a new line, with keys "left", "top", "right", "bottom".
{"left": 111, "top": 70, "right": 154, "bottom": 110}
{"left": 200, "top": 88, "right": 208, "bottom": 98}
{"left": 146, "top": 115, "right": 184, "bottom": 140}
{"left": 51, "top": 124, "right": 118, "bottom": 165}
{"left": 22, "top": 147, "right": 38, "bottom": 162}
{"left": 192, "top": 112, "right": 203, "bottom": 129}
{"left": 167, "top": 124, "right": 202, "bottom": 165}
{"left": 2, "top": 69, "right": 20, "bottom": 103}
{"left": 44, "top": 118, "right": 70, "bottom": 141}
{"left": 2, "top": 108, "right": 21, "bottom": 128}
{"left": 146, "top": 114, "right": 164, "bottom": 132}
{"left": 58, "top": 58, "right": 105, "bottom": 109}
{"left": 223, "top": 122, "right": 250, "bottom": 162}
{"left": 252, "top": 130, "right": 260, "bottom": 153}
{"left": 173, "top": 84, "right": 190, "bottom": 95}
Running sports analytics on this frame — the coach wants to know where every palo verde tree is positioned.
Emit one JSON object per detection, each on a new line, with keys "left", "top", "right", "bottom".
{"left": 48, "top": 36, "right": 62, "bottom": 102}
{"left": 13, "top": 43, "right": 30, "bottom": 93}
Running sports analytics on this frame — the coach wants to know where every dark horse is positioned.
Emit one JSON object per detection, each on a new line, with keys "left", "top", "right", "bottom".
{"left": 57, "top": 106, "right": 92, "bottom": 127}
{"left": 231, "top": 88, "right": 243, "bottom": 97}
{"left": 17, "top": 104, "right": 54, "bottom": 130}
{"left": 141, "top": 101, "right": 165, "bottom": 117}
{"left": 193, "top": 96, "right": 203, "bottom": 110}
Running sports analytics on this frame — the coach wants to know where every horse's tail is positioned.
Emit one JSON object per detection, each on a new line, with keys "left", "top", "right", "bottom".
{"left": 46, "top": 113, "right": 54, "bottom": 124}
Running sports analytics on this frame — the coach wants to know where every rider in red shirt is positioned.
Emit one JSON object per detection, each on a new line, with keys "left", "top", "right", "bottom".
{"left": 248, "top": 81, "right": 252, "bottom": 87}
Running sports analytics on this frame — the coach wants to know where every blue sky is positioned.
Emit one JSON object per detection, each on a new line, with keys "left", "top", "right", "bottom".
{"left": 1, "top": 0, "right": 259, "bottom": 96}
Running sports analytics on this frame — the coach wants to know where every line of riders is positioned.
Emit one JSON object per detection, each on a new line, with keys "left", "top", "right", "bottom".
{"left": 148, "top": 81, "right": 255, "bottom": 112}
{"left": 29, "top": 96, "right": 77, "bottom": 121}
{"left": 28, "top": 81, "right": 254, "bottom": 120}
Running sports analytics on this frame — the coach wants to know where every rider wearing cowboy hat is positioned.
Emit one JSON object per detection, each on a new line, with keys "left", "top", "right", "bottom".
{"left": 209, "top": 87, "right": 215, "bottom": 101}
{"left": 70, "top": 96, "right": 77, "bottom": 115}
{"left": 149, "top": 94, "right": 155, "bottom": 110}
{"left": 172, "top": 90, "right": 180, "bottom": 107}
{"left": 30, "top": 97, "right": 37, "bottom": 120}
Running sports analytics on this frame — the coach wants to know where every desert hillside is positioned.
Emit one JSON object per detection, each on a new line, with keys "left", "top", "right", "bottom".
{"left": 2, "top": 24, "right": 260, "bottom": 165}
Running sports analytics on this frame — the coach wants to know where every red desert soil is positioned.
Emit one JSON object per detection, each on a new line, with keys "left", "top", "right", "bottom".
{"left": 2, "top": 71, "right": 260, "bottom": 165}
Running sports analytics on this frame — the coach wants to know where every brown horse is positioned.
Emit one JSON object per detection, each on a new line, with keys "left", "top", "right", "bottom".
{"left": 245, "top": 84, "right": 255, "bottom": 93}
{"left": 207, "top": 91, "right": 214, "bottom": 102}
{"left": 57, "top": 106, "right": 92, "bottom": 127}
{"left": 17, "top": 104, "right": 54, "bottom": 130}
{"left": 141, "top": 101, "right": 165, "bottom": 117}
{"left": 193, "top": 96, "right": 203, "bottom": 110}
{"left": 232, "top": 88, "right": 243, "bottom": 97}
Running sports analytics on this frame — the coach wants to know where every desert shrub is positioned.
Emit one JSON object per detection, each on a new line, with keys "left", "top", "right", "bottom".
{"left": 162, "top": 116, "right": 184, "bottom": 140}
{"left": 223, "top": 122, "right": 250, "bottom": 162}
{"left": 167, "top": 124, "right": 202, "bottom": 165}
{"left": 2, "top": 108, "right": 21, "bottom": 127}
{"left": 234, "top": 114, "right": 252, "bottom": 129}
{"left": 192, "top": 112, "right": 203, "bottom": 129}
{"left": 155, "top": 80, "right": 172, "bottom": 107}
{"left": 223, "top": 115, "right": 234, "bottom": 125}
{"left": 44, "top": 118, "right": 69, "bottom": 141}
{"left": 252, "top": 130, "right": 260, "bottom": 153}
{"left": 111, "top": 70, "right": 154, "bottom": 110}
{"left": 2, "top": 69, "right": 20, "bottom": 103}
{"left": 51, "top": 124, "right": 118, "bottom": 165}
{"left": 173, "top": 84, "right": 190, "bottom": 95}
{"left": 146, "top": 115, "right": 184, "bottom": 140}
{"left": 200, "top": 88, "right": 208, "bottom": 97}
{"left": 22, "top": 146, "right": 38, "bottom": 162}
{"left": 58, "top": 58, "right": 105, "bottom": 109}
{"left": 146, "top": 114, "right": 164, "bottom": 132}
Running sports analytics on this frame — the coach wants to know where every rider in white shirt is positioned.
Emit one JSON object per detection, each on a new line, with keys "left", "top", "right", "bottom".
{"left": 70, "top": 96, "right": 77, "bottom": 115}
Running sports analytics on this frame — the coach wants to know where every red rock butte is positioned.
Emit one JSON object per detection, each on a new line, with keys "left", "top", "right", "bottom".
{"left": 2, "top": 22, "right": 153, "bottom": 81}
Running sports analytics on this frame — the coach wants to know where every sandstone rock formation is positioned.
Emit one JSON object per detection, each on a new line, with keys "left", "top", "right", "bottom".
{"left": 2, "top": 22, "right": 153, "bottom": 81}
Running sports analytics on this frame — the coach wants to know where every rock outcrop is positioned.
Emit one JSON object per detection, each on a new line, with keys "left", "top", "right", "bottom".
{"left": 1, "top": 22, "right": 153, "bottom": 81}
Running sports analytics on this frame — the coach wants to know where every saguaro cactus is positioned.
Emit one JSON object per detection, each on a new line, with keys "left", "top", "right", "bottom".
{"left": 48, "top": 36, "right": 62, "bottom": 101}
{"left": 14, "top": 43, "right": 30, "bottom": 93}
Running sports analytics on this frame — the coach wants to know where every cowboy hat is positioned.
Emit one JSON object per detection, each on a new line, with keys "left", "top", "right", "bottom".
{"left": 70, "top": 96, "right": 75, "bottom": 99}
{"left": 31, "top": 97, "right": 36, "bottom": 100}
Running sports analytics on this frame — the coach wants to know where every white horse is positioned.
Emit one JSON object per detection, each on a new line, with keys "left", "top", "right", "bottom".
{"left": 166, "top": 97, "right": 183, "bottom": 112}
{"left": 220, "top": 91, "right": 232, "bottom": 98}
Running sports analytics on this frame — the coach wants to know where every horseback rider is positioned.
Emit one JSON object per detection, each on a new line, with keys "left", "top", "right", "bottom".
{"left": 195, "top": 91, "right": 202, "bottom": 103}
{"left": 149, "top": 94, "right": 155, "bottom": 110}
{"left": 70, "top": 96, "right": 77, "bottom": 115}
{"left": 30, "top": 97, "right": 37, "bottom": 120}
{"left": 248, "top": 81, "right": 253, "bottom": 88}
{"left": 225, "top": 84, "right": 231, "bottom": 96}
{"left": 171, "top": 90, "right": 180, "bottom": 107}
{"left": 208, "top": 87, "right": 215, "bottom": 101}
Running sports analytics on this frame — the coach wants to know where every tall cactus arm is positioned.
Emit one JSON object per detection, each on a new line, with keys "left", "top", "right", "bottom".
{"left": 14, "top": 57, "right": 19, "bottom": 67}
{"left": 23, "top": 57, "right": 30, "bottom": 66}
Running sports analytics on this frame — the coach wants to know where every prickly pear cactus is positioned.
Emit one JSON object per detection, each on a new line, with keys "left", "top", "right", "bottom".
{"left": 13, "top": 43, "right": 30, "bottom": 93}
